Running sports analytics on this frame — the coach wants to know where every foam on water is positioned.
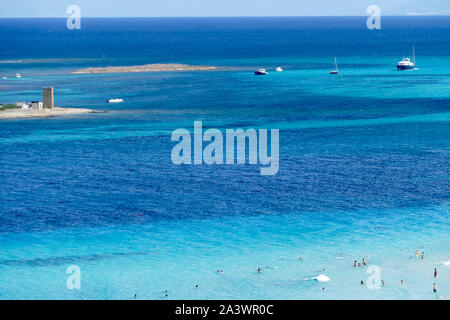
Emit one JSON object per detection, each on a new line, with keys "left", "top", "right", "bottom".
{"left": 306, "top": 275, "right": 331, "bottom": 282}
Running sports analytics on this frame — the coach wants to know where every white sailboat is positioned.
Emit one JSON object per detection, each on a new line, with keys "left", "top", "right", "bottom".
{"left": 329, "top": 57, "right": 339, "bottom": 74}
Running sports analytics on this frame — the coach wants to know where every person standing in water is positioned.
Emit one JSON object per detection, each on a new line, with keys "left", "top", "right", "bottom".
{"left": 434, "top": 268, "right": 438, "bottom": 278}
{"left": 433, "top": 283, "right": 437, "bottom": 293}
{"left": 421, "top": 252, "right": 425, "bottom": 260}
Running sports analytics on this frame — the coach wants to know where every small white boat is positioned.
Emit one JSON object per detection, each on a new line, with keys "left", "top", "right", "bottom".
{"left": 254, "top": 68, "right": 268, "bottom": 75}
{"left": 275, "top": 67, "right": 283, "bottom": 72}
{"left": 397, "top": 46, "right": 416, "bottom": 70}
{"left": 1, "top": 76, "right": 7, "bottom": 80}
{"left": 107, "top": 98, "right": 124, "bottom": 103}
{"left": 15, "top": 73, "right": 21, "bottom": 78}
{"left": 329, "top": 57, "right": 339, "bottom": 74}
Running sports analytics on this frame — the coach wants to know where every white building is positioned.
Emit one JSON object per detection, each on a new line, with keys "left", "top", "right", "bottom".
{"left": 31, "top": 101, "right": 43, "bottom": 110}
{"left": 16, "top": 102, "right": 30, "bottom": 109}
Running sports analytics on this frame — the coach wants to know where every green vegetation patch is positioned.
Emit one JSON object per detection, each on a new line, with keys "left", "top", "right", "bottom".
{"left": 0, "top": 104, "right": 17, "bottom": 111}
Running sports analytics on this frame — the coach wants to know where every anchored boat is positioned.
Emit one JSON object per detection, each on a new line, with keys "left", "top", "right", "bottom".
{"left": 397, "top": 46, "right": 416, "bottom": 70}
{"left": 107, "top": 98, "right": 124, "bottom": 103}
{"left": 254, "top": 68, "right": 268, "bottom": 75}
{"left": 329, "top": 57, "right": 339, "bottom": 74}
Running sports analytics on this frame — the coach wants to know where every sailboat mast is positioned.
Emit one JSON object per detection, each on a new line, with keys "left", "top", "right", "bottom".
{"left": 412, "top": 46, "right": 415, "bottom": 64}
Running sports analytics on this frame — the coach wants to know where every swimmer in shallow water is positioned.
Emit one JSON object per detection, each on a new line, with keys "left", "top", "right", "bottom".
{"left": 258, "top": 267, "right": 261, "bottom": 273}
{"left": 434, "top": 268, "right": 438, "bottom": 278}
{"left": 361, "top": 280, "right": 364, "bottom": 285}
{"left": 415, "top": 250, "right": 419, "bottom": 257}
{"left": 381, "top": 280, "right": 385, "bottom": 286}
{"left": 433, "top": 283, "right": 437, "bottom": 293}
{"left": 421, "top": 252, "right": 425, "bottom": 260}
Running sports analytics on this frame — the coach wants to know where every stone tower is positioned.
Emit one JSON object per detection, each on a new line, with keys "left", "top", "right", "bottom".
{"left": 43, "top": 87, "right": 54, "bottom": 109}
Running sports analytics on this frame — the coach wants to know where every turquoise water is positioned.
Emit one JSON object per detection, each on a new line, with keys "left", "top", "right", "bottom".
{"left": 0, "top": 17, "right": 449, "bottom": 299}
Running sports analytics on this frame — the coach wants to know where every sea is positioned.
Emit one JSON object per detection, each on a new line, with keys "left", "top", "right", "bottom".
{"left": 0, "top": 17, "right": 449, "bottom": 299}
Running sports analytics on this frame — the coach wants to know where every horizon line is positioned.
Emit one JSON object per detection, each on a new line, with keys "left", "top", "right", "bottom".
{"left": 1, "top": 14, "right": 450, "bottom": 19}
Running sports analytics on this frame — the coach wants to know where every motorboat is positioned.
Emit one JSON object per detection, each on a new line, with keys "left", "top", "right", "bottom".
{"left": 254, "top": 68, "right": 268, "bottom": 75}
{"left": 107, "top": 98, "right": 124, "bottom": 103}
{"left": 397, "top": 46, "right": 416, "bottom": 70}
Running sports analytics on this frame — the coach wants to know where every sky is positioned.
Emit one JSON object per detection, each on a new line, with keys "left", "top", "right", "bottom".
{"left": 0, "top": 0, "right": 449, "bottom": 17}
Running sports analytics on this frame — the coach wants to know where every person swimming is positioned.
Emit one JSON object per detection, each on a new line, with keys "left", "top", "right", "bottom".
{"left": 258, "top": 267, "right": 262, "bottom": 273}
{"left": 433, "top": 283, "right": 437, "bottom": 293}
{"left": 381, "top": 280, "right": 386, "bottom": 286}
{"left": 361, "top": 280, "right": 364, "bottom": 285}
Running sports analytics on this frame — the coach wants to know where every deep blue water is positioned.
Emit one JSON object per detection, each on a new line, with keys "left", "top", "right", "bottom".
{"left": 0, "top": 17, "right": 449, "bottom": 299}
